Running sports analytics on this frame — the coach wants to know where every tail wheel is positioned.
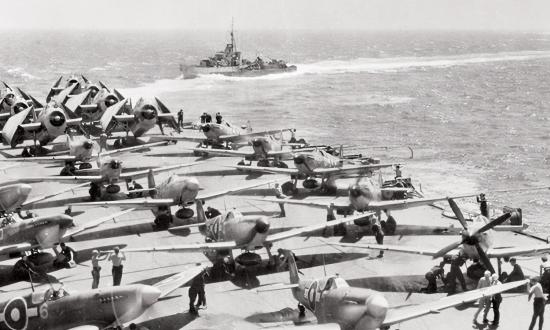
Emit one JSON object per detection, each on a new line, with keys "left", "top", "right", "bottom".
{"left": 276, "top": 161, "right": 288, "bottom": 168}
{"left": 257, "top": 159, "right": 270, "bottom": 167}
{"left": 89, "top": 183, "right": 101, "bottom": 200}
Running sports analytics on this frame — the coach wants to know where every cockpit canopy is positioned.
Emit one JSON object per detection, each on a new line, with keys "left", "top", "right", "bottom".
{"left": 32, "top": 288, "right": 70, "bottom": 304}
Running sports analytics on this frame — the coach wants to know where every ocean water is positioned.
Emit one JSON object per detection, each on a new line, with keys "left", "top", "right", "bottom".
{"left": 2, "top": 30, "right": 550, "bottom": 235}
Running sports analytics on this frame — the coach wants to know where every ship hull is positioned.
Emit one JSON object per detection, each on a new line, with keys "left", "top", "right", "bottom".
{"left": 183, "top": 65, "right": 297, "bottom": 79}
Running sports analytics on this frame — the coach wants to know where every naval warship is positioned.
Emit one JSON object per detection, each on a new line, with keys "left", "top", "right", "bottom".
{"left": 181, "top": 27, "right": 297, "bottom": 78}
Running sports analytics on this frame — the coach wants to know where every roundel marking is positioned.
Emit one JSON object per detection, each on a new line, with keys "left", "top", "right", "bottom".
{"left": 3, "top": 297, "right": 28, "bottom": 330}
{"left": 39, "top": 303, "right": 48, "bottom": 319}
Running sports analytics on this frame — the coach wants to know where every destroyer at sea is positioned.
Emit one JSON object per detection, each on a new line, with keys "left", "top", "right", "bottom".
{"left": 181, "top": 25, "right": 297, "bottom": 78}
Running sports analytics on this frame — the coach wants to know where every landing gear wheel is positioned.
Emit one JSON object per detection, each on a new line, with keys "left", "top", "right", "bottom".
{"left": 154, "top": 213, "right": 172, "bottom": 230}
{"left": 276, "top": 161, "right": 288, "bottom": 168}
{"left": 257, "top": 159, "right": 270, "bottom": 167}
{"left": 106, "top": 184, "right": 121, "bottom": 194}
{"left": 113, "top": 139, "right": 122, "bottom": 149}
{"left": 89, "top": 183, "right": 101, "bottom": 200}
{"left": 383, "top": 216, "right": 397, "bottom": 235}
{"left": 281, "top": 181, "right": 297, "bottom": 196}
{"left": 322, "top": 185, "right": 337, "bottom": 195}
{"left": 175, "top": 208, "right": 194, "bottom": 219}
{"left": 79, "top": 162, "right": 92, "bottom": 170}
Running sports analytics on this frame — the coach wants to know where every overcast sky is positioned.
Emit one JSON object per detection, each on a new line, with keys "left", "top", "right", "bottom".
{"left": 1, "top": 0, "right": 549, "bottom": 31}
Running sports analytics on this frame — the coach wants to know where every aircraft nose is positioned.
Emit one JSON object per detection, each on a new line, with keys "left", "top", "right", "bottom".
{"left": 252, "top": 139, "right": 263, "bottom": 147}
{"left": 185, "top": 177, "right": 200, "bottom": 191}
{"left": 201, "top": 125, "right": 210, "bottom": 133}
{"left": 83, "top": 141, "right": 93, "bottom": 149}
{"left": 143, "top": 109, "right": 156, "bottom": 120}
{"left": 56, "top": 214, "right": 75, "bottom": 228}
{"left": 140, "top": 286, "right": 161, "bottom": 307}
{"left": 18, "top": 184, "right": 32, "bottom": 198}
{"left": 254, "top": 217, "right": 270, "bottom": 234}
{"left": 349, "top": 185, "right": 362, "bottom": 197}
{"left": 293, "top": 155, "right": 305, "bottom": 165}
{"left": 366, "top": 294, "right": 389, "bottom": 319}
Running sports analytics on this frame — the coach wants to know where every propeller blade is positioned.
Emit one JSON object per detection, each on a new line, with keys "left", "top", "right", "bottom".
{"left": 433, "top": 240, "right": 462, "bottom": 259}
{"left": 448, "top": 198, "right": 468, "bottom": 230}
{"left": 475, "top": 243, "right": 495, "bottom": 274}
{"left": 472, "top": 213, "right": 512, "bottom": 235}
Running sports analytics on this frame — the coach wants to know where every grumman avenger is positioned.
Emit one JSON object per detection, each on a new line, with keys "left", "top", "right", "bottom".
{"left": 0, "top": 101, "right": 83, "bottom": 150}
{"left": 0, "top": 82, "right": 44, "bottom": 129}
{"left": 229, "top": 146, "right": 396, "bottom": 195}
{"left": 45, "top": 74, "right": 98, "bottom": 103}
{"left": 17, "top": 156, "right": 201, "bottom": 201}
{"left": 254, "top": 249, "right": 528, "bottom": 330}
{"left": 123, "top": 201, "right": 377, "bottom": 270}
{"left": 67, "top": 171, "right": 280, "bottom": 228}
{"left": 100, "top": 96, "right": 178, "bottom": 141}
{"left": 0, "top": 133, "right": 172, "bottom": 172}
{"left": 0, "top": 264, "right": 206, "bottom": 330}
{"left": 331, "top": 198, "right": 550, "bottom": 276}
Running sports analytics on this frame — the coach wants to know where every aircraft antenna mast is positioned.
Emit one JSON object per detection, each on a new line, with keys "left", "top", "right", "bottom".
{"left": 231, "top": 18, "right": 236, "bottom": 53}
{"left": 322, "top": 253, "right": 326, "bottom": 277}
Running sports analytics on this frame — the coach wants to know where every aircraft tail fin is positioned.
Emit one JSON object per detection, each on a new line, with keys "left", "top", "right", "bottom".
{"left": 281, "top": 249, "right": 300, "bottom": 284}
{"left": 246, "top": 120, "right": 252, "bottom": 133}
{"left": 147, "top": 169, "right": 156, "bottom": 197}
{"left": 339, "top": 144, "right": 344, "bottom": 159}
{"left": 195, "top": 200, "right": 207, "bottom": 224}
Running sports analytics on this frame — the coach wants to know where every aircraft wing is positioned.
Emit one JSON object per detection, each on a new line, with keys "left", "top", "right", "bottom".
{"left": 331, "top": 242, "right": 449, "bottom": 257}
{"left": 311, "top": 163, "right": 395, "bottom": 176}
{"left": 366, "top": 193, "right": 480, "bottom": 211}
{"left": 154, "top": 263, "right": 211, "bottom": 298}
{"left": 67, "top": 326, "right": 99, "bottom": 330}
{"left": 486, "top": 245, "right": 550, "bottom": 258}
{"left": 227, "top": 165, "right": 299, "bottom": 175}
{"left": 382, "top": 279, "right": 528, "bottom": 327}
{"left": 19, "top": 122, "right": 42, "bottom": 132}
{"left": 113, "top": 114, "right": 135, "bottom": 123}
{"left": 66, "top": 118, "right": 82, "bottom": 126}
{"left": 219, "top": 129, "right": 288, "bottom": 142}
{"left": 124, "top": 240, "right": 239, "bottom": 252}
{"left": 62, "top": 209, "right": 135, "bottom": 239}
{"left": 251, "top": 197, "right": 350, "bottom": 209}
{"left": 266, "top": 212, "right": 375, "bottom": 244}
{"left": 99, "top": 140, "right": 169, "bottom": 157}
{"left": 99, "top": 98, "right": 129, "bottom": 133}
{"left": 69, "top": 198, "right": 175, "bottom": 208}
{"left": 21, "top": 182, "right": 90, "bottom": 207}
{"left": 0, "top": 243, "right": 33, "bottom": 256}
{"left": 64, "top": 90, "right": 91, "bottom": 114}
{"left": 197, "top": 179, "right": 281, "bottom": 201}
{"left": 0, "top": 155, "right": 77, "bottom": 163}
{"left": 78, "top": 104, "right": 99, "bottom": 113}
{"left": 192, "top": 147, "right": 254, "bottom": 158}
{"left": 119, "top": 161, "right": 202, "bottom": 180}
{"left": 19, "top": 175, "right": 102, "bottom": 183}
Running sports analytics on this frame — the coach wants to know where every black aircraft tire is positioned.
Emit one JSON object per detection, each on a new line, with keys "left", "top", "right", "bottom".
{"left": 384, "top": 216, "right": 397, "bottom": 235}
{"left": 281, "top": 181, "right": 296, "bottom": 196}
{"left": 175, "top": 208, "right": 194, "bottom": 219}
{"left": 257, "top": 159, "right": 270, "bottom": 167}
{"left": 155, "top": 214, "right": 172, "bottom": 230}
{"left": 276, "top": 162, "right": 289, "bottom": 168}
{"left": 79, "top": 163, "right": 92, "bottom": 170}
{"left": 106, "top": 184, "right": 121, "bottom": 194}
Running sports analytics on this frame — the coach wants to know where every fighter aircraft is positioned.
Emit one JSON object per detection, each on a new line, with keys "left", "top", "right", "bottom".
{"left": 123, "top": 201, "right": 376, "bottom": 270}
{"left": 0, "top": 101, "right": 83, "bottom": 150}
{"left": 67, "top": 171, "right": 280, "bottom": 228}
{"left": 99, "top": 96, "right": 178, "bottom": 140}
{"left": 45, "top": 75, "right": 97, "bottom": 103}
{"left": 0, "top": 133, "right": 172, "bottom": 172}
{"left": 331, "top": 198, "right": 550, "bottom": 275}
{"left": 252, "top": 176, "right": 480, "bottom": 235}
{"left": 189, "top": 133, "right": 315, "bottom": 167}
{"left": 0, "top": 83, "right": 44, "bottom": 130}
{"left": 255, "top": 249, "right": 527, "bottom": 330}
{"left": 0, "top": 263, "right": 206, "bottom": 329}
{"left": 229, "top": 147, "right": 396, "bottom": 195}
{"left": 17, "top": 156, "right": 201, "bottom": 201}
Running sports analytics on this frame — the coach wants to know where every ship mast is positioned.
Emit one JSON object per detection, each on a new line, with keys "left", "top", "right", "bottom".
{"left": 231, "top": 17, "right": 236, "bottom": 53}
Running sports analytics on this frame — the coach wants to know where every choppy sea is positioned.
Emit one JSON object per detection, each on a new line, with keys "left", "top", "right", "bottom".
{"left": 2, "top": 30, "right": 550, "bottom": 235}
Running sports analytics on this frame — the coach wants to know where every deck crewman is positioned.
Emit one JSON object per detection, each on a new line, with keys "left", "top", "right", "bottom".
{"left": 108, "top": 246, "right": 126, "bottom": 286}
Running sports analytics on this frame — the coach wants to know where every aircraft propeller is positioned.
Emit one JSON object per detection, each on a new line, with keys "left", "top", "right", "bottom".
{"left": 433, "top": 198, "right": 511, "bottom": 273}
